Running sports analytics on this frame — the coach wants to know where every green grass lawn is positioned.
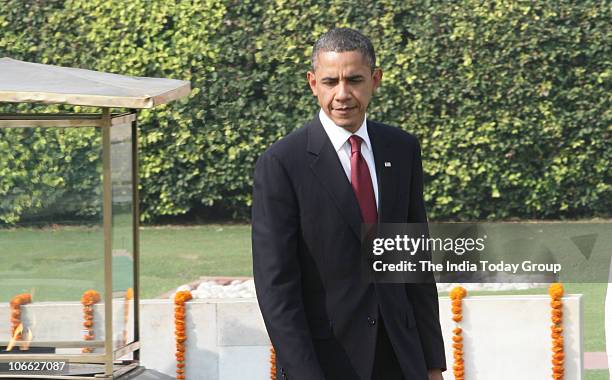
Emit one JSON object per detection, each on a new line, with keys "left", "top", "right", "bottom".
{"left": 0, "top": 224, "right": 253, "bottom": 302}
{"left": 139, "top": 224, "right": 252, "bottom": 297}
{"left": 1, "top": 222, "right": 610, "bottom": 357}
{"left": 586, "top": 370, "right": 609, "bottom": 380}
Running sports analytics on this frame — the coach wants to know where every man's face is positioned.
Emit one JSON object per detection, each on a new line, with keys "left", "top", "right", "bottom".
{"left": 307, "top": 50, "right": 382, "bottom": 133}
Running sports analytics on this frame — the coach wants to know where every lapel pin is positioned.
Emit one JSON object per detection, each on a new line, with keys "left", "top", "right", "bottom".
{"left": 384, "top": 162, "right": 392, "bottom": 167}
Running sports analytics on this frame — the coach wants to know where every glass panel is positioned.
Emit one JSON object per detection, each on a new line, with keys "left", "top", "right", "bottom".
{"left": 0, "top": 125, "right": 104, "bottom": 356}
{"left": 109, "top": 120, "right": 135, "bottom": 355}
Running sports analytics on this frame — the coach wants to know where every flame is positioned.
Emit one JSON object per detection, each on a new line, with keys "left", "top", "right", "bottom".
{"left": 5, "top": 323, "right": 23, "bottom": 351}
{"left": 6, "top": 290, "right": 36, "bottom": 352}
{"left": 5, "top": 323, "right": 33, "bottom": 351}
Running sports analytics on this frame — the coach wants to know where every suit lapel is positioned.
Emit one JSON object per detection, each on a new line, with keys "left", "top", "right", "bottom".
{"left": 367, "top": 121, "right": 398, "bottom": 223}
{"left": 307, "top": 117, "right": 362, "bottom": 240}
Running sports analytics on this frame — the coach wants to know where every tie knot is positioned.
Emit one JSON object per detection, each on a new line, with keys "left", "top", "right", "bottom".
{"left": 348, "top": 135, "right": 363, "bottom": 154}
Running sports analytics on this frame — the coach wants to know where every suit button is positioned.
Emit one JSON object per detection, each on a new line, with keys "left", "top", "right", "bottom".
{"left": 367, "top": 316, "right": 376, "bottom": 326}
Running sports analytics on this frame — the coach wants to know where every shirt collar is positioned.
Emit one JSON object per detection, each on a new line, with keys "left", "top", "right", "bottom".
{"left": 318, "top": 109, "right": 372, "bottom": 152}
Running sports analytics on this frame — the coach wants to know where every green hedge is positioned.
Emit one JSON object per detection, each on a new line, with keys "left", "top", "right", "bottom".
{"left": 0, "top": 0, "right": 610, "bottom": 223}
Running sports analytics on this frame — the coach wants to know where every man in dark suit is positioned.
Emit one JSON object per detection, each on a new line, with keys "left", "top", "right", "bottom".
{"left": 252, "top": 28, "right": 446, "bottom": 380}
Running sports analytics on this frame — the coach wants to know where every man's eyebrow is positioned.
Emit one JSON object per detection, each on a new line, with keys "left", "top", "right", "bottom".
{"left": 320, "top": 75, "right": 365, "bottom": 81}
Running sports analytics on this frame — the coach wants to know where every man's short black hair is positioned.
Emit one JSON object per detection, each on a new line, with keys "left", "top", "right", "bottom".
{"left": 311, "top": 28, "right": 376, "bottom": 71}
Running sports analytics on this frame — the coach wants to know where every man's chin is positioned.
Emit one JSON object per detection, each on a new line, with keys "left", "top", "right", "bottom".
{"left": 330, "top": 116, "right": 362, "bottom": 132}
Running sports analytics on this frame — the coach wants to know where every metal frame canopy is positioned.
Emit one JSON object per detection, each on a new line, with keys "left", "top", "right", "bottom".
{"left": 0, "top": 58, "right": 190, "bottom": 379}
{"left": 0, "top": 57, "right": 190, "bottom": 108}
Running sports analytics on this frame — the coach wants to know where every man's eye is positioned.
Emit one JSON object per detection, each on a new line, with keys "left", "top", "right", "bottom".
{"left": 322, "top": 80, "right": 337, "bottom": 86}
{"left": 349, "top": 78, "right": 363, "bottom": 83}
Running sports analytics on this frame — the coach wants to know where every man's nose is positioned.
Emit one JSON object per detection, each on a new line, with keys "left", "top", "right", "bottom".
{"left": 335, "top": 81, "right": 351, "bottom": 101}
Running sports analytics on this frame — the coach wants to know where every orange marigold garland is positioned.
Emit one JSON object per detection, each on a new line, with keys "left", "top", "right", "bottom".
{"left": 450, "top": 286, "right": 467, "bottom": 380}
{"left": 81, "top": 289, "right": 101, "bottom": 353}
{"left": 270, "top": 346, "right": 276, "bottom": 379}
{"left": 174, "top": 290, "right": 192, "bottom": 380}
{"left": 549, "top": 283, "right": 564, "bottom": 380}
{"left": 9, "top": 293, "right": 32, "bottom": 342}
{"left": 123, "top": 288, "right": 134, "bottom": 345}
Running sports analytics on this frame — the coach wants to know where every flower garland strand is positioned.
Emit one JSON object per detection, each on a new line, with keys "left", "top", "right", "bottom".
{"left": 123, "top": 288, "right": 134, "bottom": 345}
{"left": 174, "top": 290, "right": 192, "bottom": 380}
{"left": 9, "top": 293, "right": 32, "bottom": 344}
{"left": 549, "top": 283, "right": 564, "bottom": 380}
{"left": 270, "top": 346, "right": 276, "bottom": 379}
{"left": 81, "top": 290, "right": 101, "bottom": 353}
{"left": 450, "top": 286, "right": 467, "bottom": 380}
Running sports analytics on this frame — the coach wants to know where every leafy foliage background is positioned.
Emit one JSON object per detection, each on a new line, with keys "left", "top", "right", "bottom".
{"left": 0, "top": 0, "right": 610, "bottom": 223}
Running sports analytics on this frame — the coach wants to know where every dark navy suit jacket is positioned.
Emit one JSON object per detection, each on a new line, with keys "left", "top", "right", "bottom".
{"left": 252, "top": 115, "right": 446, "bottom": 380}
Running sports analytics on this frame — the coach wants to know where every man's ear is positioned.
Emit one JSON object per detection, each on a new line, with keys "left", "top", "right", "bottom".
{"left": 307, "top": 71, "right": 318, "bottom": 96}
{"left": 372, "top": 68, "right": 383, "bottom": 91}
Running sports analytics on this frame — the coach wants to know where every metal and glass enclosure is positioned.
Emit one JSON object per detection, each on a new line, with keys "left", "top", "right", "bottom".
{"left": 0, "top": 111, "right": 139, "bottom": 378}
{"left": 0, "top": 58, "right": 189, "bottom": 379}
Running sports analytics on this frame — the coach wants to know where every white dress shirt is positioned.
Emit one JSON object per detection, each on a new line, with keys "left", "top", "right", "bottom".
{"left": 319, "top": 109, "right": 379, "bottom": 208}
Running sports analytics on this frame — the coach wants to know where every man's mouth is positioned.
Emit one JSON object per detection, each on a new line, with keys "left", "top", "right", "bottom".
{"left": 332, "top": 106, "right": 356, "bottom": 112}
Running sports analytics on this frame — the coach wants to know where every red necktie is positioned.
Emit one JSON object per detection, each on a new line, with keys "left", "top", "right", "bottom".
{"left": 348, "top": 135, "right": 378, "bottom": 224}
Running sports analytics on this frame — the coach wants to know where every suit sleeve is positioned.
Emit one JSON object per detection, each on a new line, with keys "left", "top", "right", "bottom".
{"left": 405, "top": 138, "right": 447, "bottom": 371}
{"left": 252, "top": 151, "right": 326, "bottom": 380}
